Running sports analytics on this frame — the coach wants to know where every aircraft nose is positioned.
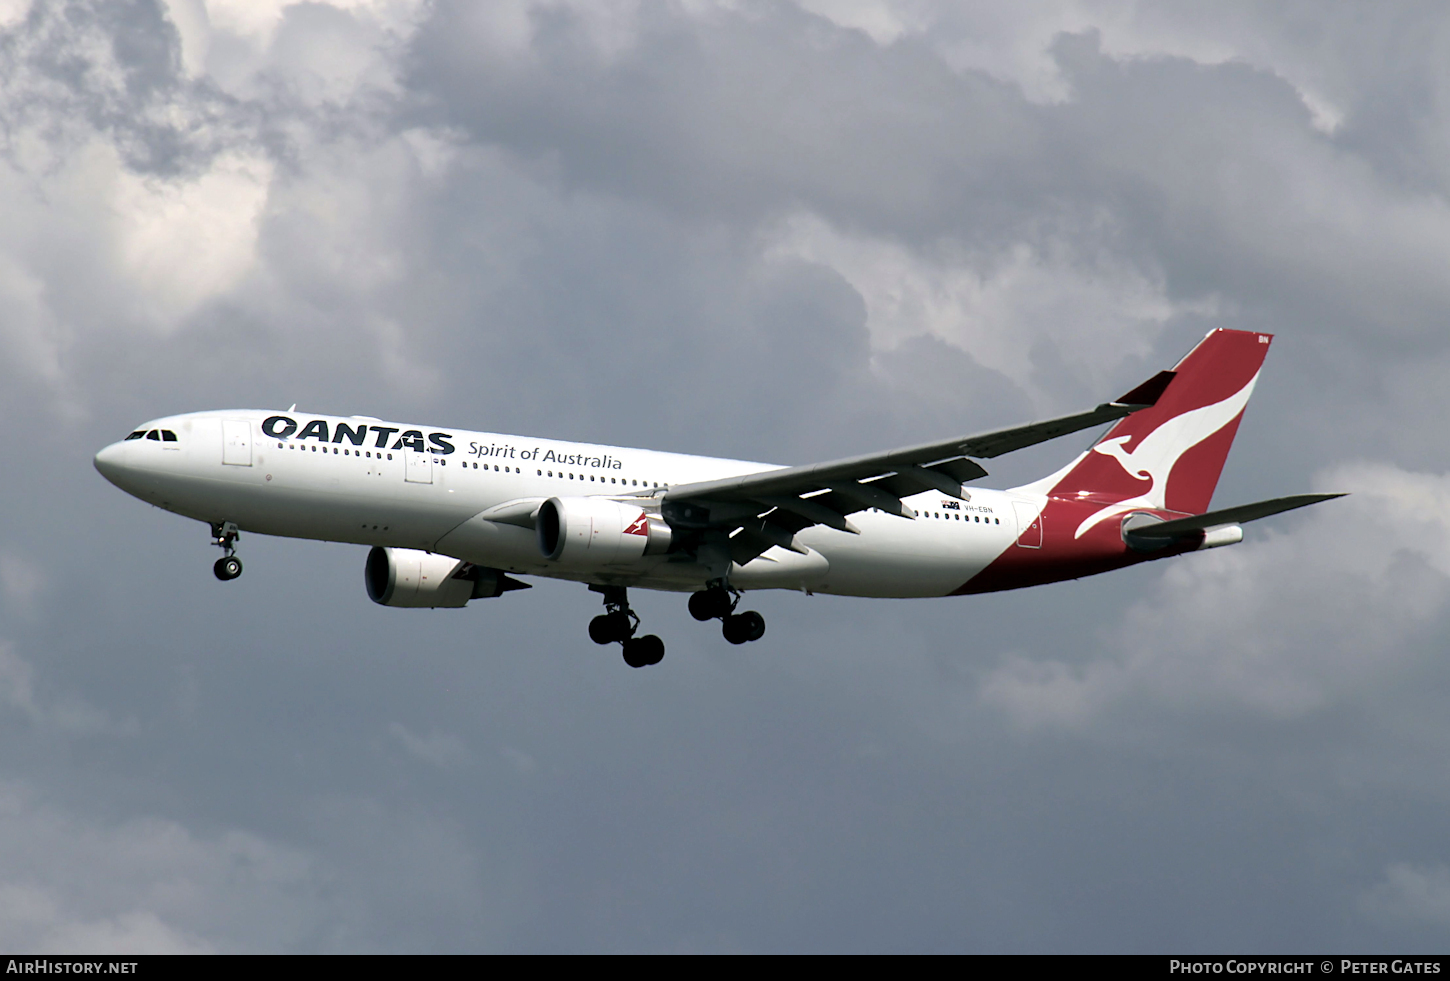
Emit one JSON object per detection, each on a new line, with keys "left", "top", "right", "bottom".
{"left": 93, "top": 441, "right": 129, "bottom": 484}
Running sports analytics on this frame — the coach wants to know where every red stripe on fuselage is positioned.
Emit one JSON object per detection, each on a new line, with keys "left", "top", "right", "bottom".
{"left": 953, "top": 498, "right": 1200, "bottom": 595}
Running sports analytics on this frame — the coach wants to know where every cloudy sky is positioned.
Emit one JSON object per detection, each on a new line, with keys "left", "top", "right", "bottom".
{"left": 4, "top": 0, "right": 1450, "bottom": 952}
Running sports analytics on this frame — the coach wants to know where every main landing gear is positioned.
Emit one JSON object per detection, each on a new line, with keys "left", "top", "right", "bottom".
{"left": 689, "top": 583, "right": 766, "bottom": 645}
{"left": 588, "top": 586, "right": 664, "bottom": 668}
{"left": 211, "top": 521, "right": 243, "bottom": 581}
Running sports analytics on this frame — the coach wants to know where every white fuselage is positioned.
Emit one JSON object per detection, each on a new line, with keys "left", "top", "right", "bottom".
{"left": 94, "top": 410, "right": 1035, "bottom": 598}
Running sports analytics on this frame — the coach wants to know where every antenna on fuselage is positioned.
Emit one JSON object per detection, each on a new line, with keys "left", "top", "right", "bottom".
{"left": 287, "top": 404, "right": 297, "bottom": 412}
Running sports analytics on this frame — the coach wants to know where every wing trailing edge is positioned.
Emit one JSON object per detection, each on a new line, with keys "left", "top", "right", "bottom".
{"left": 660, "top": 367, "right": 1176, "bottom": 564}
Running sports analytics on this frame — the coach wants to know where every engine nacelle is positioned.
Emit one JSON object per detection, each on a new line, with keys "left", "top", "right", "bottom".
{"left": 1121, "top": 512, "right": 1244, "bottom": 553}
{"left": 365, "top": 546, "right": 474, "bottom": 608}
{"left": 536, "top": 497, "right": 671, "bottom": 568}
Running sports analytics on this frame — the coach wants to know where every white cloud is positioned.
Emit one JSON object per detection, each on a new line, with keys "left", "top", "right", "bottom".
{"left": 113, "top": 151, "right": 273, "bottom": 331}
{"left": 819, "top": 1, "right": 1350, "bottom": 132}
{"left": 981, "top": 461, "right": 1450, "bottom": 729}
{"left": 0, "top": 255, "right": 63, "bottom": 389}
{"left": 201, "top": 0, "right": 424, "bottom": 52}
{"left": 0, "top": 780, "right": 500, "bottom": 953}
{"left": 764, "top": 211, "right": 1211, "bottom": 406}
{"left": 0, "top": 642, "right": 127, "bottom": 736}
{"left": 0, "top": 643, "right": 39, "bottom": 721}
{"left": 0, "top": 0, "right": 28, "bottom": 30}
{"left": 499, "top": 747, "right": 537, "bottom": 774}
{"left": 389, "top": 722, "right": 468, "bottom": 767}
{"left": 793, "top": 0, "right": 931, "bottom": 45}
{"left": 1361, "top": 863, "right": 1450, "bottom": 930}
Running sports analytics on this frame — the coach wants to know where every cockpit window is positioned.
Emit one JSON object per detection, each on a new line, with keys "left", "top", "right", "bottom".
{"left": 161, "top": 430, "right": 177, "bottom": 442}
{"left": 146, "top": 430, "right": 161, "bottom": 440}
{"left": 125, "top": 431, "right": 146, "bottom": 440}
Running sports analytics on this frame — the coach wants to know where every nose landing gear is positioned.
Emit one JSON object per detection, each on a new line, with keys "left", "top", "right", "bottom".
{"left": 689, "top": 582, "right": 766, "bottom": 645}
{"left": 211, "top": 521, "right": 243, "bottom": 581}
{"left": 588, "top": 585, "right": 664, "bottom": 668}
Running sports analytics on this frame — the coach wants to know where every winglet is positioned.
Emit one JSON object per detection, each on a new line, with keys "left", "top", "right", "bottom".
{"left": 1112, "top": 370, "right": 1176, "bottom": 408}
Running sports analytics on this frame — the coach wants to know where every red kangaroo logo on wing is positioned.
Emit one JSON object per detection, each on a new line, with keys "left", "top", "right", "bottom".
{"left": 623, "top": 513, "right": 650, "bottom": 536}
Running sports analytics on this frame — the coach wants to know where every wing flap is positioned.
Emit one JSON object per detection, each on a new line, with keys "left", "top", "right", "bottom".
{"left": 757, "top": 495, "right": 859, "bottom": 534}
{"left": 659, "top": 370, "right": 1171, "bottom": 552}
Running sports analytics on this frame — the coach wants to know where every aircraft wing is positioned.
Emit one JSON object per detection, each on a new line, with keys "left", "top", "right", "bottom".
{"left": 662, "top": 370, "right": 1177, "bottom": 564}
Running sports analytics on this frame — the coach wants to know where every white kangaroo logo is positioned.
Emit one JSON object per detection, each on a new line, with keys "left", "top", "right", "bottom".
{"left": 1073, "top": 371, "right": 1261, "bottom": 539}
{"left": 1092, "top": 435, "right": 1153, "bottom": 481}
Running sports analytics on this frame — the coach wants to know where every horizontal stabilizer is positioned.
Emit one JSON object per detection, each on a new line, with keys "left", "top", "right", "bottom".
{"left": 1129, "top": 493, "right": 1346, "bottom": 538}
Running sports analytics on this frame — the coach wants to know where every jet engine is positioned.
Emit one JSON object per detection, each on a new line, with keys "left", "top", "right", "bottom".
{"left": 536, "top": 497, "right": 672, "bottom": 568}
{"left": 366, "top": 546, "right": 529, "bottom": 608}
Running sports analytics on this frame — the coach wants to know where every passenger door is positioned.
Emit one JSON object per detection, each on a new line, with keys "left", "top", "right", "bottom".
{"left": 222, "top": 420, "right": 252, "bottom": 466}
{"left": 403, "top": 447, "right": 433, "bottom": 484}
{"left": 1012, "top": 501, "right": 1043, "bottom": 548}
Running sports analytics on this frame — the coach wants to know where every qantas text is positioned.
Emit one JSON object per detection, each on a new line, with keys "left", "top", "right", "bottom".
{"left": 262, "top": 416, "right": 454, "bottom": 454}
{"left": 257, "top": 417, "right": 627, "bottom": 470}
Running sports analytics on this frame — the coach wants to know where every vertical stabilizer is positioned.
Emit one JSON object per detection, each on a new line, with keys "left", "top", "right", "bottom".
{"left": 1021, "top": 329, "right": 1272, "bottom": 538}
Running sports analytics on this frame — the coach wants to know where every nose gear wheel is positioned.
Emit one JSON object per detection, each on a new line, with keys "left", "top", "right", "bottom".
{"left": 210, "top": 522, "right": 243, "bottom": 581}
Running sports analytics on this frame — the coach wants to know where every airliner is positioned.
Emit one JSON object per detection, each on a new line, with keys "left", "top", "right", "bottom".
{"left": 93, "top": 329, "right": 1340, "bottom": 667}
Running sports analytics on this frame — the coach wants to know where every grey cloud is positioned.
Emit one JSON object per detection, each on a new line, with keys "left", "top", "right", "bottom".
{"left": 6, "top": 0, "right": 1450, "bottom": 954}
{"left": 0, "top": 781, "right": 323, "bottom": 953}
{"left": 397, "top": 3, "right": 1450, "bottom": 469}
{"left": 406, "top": 1, "right": 1043, "bottom": 239}
{"left": 1, "top": 0, "right": 211, "bottom": 175}
{"left": 980, "top": 462, "right": 1450, "bottom": 729}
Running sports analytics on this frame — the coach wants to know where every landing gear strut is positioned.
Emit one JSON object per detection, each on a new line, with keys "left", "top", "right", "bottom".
{"left": 689, "top": 582, "right": 766, "bottom": 645}
{"left": 588, "top": 586, "right": 664, "bottom": 668}
{"left": 211, "top": 521, "right": 243, "bottom": 581}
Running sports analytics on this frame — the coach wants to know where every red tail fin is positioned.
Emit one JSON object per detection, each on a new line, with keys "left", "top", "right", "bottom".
{"left": 1026, "top": 329, "right": 1272, "bottom": 530}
